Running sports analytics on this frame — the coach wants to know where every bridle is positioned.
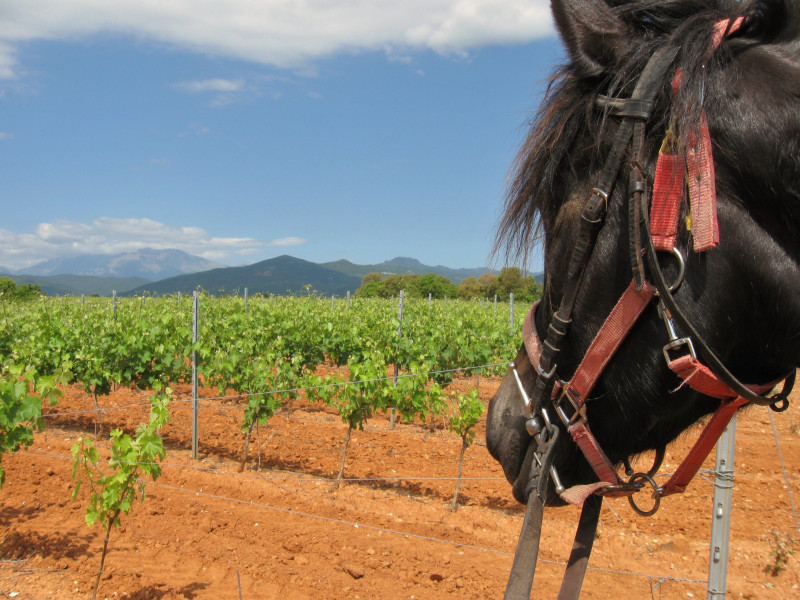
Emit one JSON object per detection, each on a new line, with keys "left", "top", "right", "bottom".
{"left": 503, "top": 18, "right": 797, "bottom": 600}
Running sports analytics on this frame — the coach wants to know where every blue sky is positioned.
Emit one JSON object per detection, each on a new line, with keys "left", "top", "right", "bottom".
{"left": 0, "top": 1, "right": 560, "bottom": 273}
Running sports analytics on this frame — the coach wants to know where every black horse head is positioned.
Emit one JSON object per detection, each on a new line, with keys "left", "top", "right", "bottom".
{"left": 486, "top": 0, "right": 800, "bottom": 506}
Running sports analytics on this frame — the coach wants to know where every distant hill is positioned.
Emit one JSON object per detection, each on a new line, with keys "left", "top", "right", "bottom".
{"left": 3, "top": 273, "right": 150, "bottom": 296}
{"left": 4, "top": 251, "right": 540, "bottom": 297}
{"left": 320, "top": 256, "right": 495, "bottom": 284}
{"left": 21, "top": 248, "right": 224, "bottom": 280}
{"left": 125, "top": 255, "right": 361, "bottom": 297}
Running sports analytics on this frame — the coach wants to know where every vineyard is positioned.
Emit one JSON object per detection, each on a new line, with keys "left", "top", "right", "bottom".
{"left": 1, "top": 295, "right": 799, "bottom": 599}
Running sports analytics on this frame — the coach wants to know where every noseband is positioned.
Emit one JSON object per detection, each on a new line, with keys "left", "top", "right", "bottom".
{"left": 503, "top": 18, "right": 797, "bottom": 600}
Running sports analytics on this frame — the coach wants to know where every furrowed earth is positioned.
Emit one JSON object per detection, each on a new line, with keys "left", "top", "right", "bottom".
{"left": 1, "top": 373, "right": 798, "bottom": 599}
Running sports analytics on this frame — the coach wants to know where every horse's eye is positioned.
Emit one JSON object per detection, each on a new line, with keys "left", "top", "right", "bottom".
{"left": 735, "top": 1, "right": 783, "bottom": 42}
{"left": 740, "top": 14, "right": 767, "bottom": 38}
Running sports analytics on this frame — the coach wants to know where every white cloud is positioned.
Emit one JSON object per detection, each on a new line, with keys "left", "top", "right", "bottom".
{"left": 267, "top": 237, "right": 307, "bottom": 247}
{"left": 0, "top": 217, "right": 306, "bottom": 270}
{"left": 0, "top": 1, "right": 553, "bottom": 79}
{"left": 172, "top": 78, "right": 246, "bottom": 93}
{"left": 0, "top": 132, "right": 13, "bottom": 140}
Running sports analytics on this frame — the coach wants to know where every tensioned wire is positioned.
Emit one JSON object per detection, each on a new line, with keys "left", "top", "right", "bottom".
{"left": 17, "top": 449, "right": 708, "bottom": 589}
{"left": 23, "top": 448, "right": 737, "bottom": 487}
{"left": 32, "top": 360, "right": 800, "bottom": 540}
{"left": 38, "top": 361, "right": 507, "bottom": 420}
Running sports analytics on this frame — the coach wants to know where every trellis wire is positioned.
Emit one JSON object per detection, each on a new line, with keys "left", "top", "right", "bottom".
{"left": 768, "top": 409, "right": 800, "bottom": 539}
{"left": 15, "top": 449, "right": 710, "bottom": 592}
{"left": 39, "top": 361, "right": 507, "bottom": 421}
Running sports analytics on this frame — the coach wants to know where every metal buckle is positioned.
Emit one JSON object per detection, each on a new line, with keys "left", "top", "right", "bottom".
{"left": 662, "top": 336, "right": 697, "bottom": 363}
{"left": 536, "top": 361, "right": 557, "bottom": 381}
{"left": 554, "top": 386, "right": 587, "bottom": 427}
{"left": 658, "top": 301, "right": 697, "bottom": 364}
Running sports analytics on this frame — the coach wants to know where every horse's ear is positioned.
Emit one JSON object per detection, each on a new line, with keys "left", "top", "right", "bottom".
{"left": 551, "top": 0, "right": 632, "bottom": 77}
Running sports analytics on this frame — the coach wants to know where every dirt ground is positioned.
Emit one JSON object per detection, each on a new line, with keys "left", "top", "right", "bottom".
{"left": 1, "top": 373, "right": 798, "bottom": 600}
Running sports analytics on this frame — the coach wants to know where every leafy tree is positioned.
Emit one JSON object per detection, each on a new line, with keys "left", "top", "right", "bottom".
{"left": 477, "top": 273, "right": 499, "bottom": 298}
{"left": 497, "top": 267, "right": 524, "bottom": 296}
{"left": 361, "top": 272, "right": 382, "bottom": 286}
{"left": 380, "top": 274, "right": 415, "bottom": 297}
{"left": 355, "top": 280, "right": 383, "bottom": 298}
{"left": 0, "top": 278, "right": 41, "bottom": 302}
{"left": 407, "top": 273, "right": 457, "bottom": 299}
{"left": 0, "top": 277, "right": 15, "bottom": 299}
{"left": 520, "top": 275, "right": 542, "bottom": 303}
{"left": 457, "top": 276, "right": 481, "bottom": 300}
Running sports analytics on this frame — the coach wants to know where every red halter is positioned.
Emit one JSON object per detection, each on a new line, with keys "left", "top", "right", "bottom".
{"left": 521, "top": 17, "right": 788, "bottom": 508}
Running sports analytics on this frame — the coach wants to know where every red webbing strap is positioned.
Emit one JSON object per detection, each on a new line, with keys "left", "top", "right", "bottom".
{"left": 662, "top": 350, "right": 776, "bottom": 496}
{"left": 568, "top": 280, "right": 657, "bottom": 401}
{"left": 650, "top": 17, "right": 746, "bottom": 254}
{"left": 660, "top": 396, "right": 748, "bottom": 496}
{"left": 558, "top": 280, "right": 656, "bottom": 496}
{"left": 668, "top": 354, "right": 778, "bottom": 399}
{"left": 568, "top": 421, "right": 620, "bottom": 488}
{"left": 650, "top": 135, "right": 684, "bottom": 252}
{"left": 669, "top": 354, "right": 737, "bottom": 399}
{"left": 712, "top": 17, "right": 746, "bottom": 49}
{"left": 686, "top": 110, "right": 719, "bottom": 251}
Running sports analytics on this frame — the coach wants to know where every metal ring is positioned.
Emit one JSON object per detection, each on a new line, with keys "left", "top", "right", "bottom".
{"left": 654, "top": 248, "right": 686, "bottom": 294}
{"left": 626, "top": 473, "right": 662, "bottom": 517}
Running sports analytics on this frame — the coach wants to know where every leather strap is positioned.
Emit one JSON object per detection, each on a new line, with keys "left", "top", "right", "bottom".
{"left": 556, "top": 495, "right": 602, "bottom": 600}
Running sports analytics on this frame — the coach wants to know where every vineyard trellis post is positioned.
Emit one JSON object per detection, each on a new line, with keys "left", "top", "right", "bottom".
{"left": 347, "top": 290, "right": 351, "bottom": 309}
{"left": 493, "top": 294, "right": 497, "bottom": 316}
{"left": 509, "top": 293, "right": 515, "bottom": 330}
{"left": 391, "top": 289, "right": 405, "bottom": 429}
{"left": 112, "top": 290, "right": 117, "bottom": 320}
{"left": 244, "top": 288, "right": 248, "bottom": 313}
{"left": 707, "top": 417, "right": 737, "bottom": 600}
{"left": 191, "top": 291, "right": 200, "bottom": 460}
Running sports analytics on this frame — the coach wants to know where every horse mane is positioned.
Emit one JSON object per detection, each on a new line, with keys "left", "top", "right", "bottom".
{"left": 493, "top": 0, "right": 791, "bottom": 265}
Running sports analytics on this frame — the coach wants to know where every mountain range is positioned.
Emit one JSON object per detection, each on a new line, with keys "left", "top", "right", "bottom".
{"left": 18, "top": 248, "right": 224, "bottom": 280}
{"left": 1, "top": 249, "right": 499, "bottom": 297}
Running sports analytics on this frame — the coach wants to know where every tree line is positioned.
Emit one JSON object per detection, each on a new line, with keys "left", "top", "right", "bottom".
{"left": 0, "top": 277, "right": 42, "bottom": 301}
{"left": 355, "top": 267, "right": 541, "bottom": 303}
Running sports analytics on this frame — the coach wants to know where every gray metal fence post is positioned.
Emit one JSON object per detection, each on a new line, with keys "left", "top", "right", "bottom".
{"left": 347, "top": 290, "right": 351, "bottom": 310}
{"left": 112, "top": 290, "right": 117, "bottom": 320}
{"left": 191, "top": 291, "right": 200, "bottom": 460}
{"left": 493, "top": 294, "right": 497, "bottom": 316}
{"left": 244, "top": 287, "right": 248, "bottom": 313}
{"left": 510, "top": 292, "right": 515, "bottom": 330}
{"left": 391, "top": 290, "right": 405, "bottom": 429}
{"left": 707, "top": 416, "right": 737, "bottom": 600}
{"left": 428, "top": 292, "right": 432, "bottom": 307}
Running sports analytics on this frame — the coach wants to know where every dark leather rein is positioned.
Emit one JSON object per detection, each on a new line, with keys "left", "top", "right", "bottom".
{"left": 502, "top": 26, "right": 797, "bottom": 600}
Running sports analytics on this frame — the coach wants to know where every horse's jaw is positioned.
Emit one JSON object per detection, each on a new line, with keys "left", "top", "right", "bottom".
{"left": 486, "top": 360, "right": 579, "bottom": 506}
{"left": 485, "top": 368, "right": 530, "bottom": 498}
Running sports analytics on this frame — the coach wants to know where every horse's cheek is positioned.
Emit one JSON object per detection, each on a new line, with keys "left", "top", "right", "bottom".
{"left": 486, "top": 393, "right": 529, "bottom": 484}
